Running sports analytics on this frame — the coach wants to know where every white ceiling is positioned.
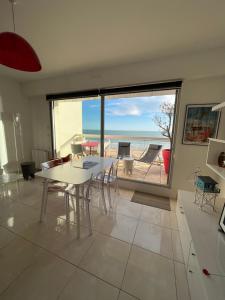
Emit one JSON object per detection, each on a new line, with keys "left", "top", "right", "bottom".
{"left": 0, "top": 0, "right": 225, "bottom": 82}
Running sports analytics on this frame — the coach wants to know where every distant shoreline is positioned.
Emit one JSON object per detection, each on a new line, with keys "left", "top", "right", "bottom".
{"left": 83, "top": 129, "right": 165, "bottom": 137}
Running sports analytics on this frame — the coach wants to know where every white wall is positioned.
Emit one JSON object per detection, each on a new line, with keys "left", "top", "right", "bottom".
{"left": 0, "top": 76, "right": 32, "bottom": 165}
{"left": 22, "top": 48, "right": 225, "bottom": 97}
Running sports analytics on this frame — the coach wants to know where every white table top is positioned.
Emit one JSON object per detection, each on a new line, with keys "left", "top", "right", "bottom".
{"left": 35, "top": 156, "right": 116, "bottom": 185}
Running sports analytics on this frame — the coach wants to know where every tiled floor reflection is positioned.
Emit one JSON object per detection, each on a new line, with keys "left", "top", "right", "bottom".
{"left": 0, "top": 178, "right": 190, "bottom": 300}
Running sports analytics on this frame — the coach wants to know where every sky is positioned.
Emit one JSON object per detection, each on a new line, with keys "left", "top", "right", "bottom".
{"left": 82, "top": 95, "right": 175, "bottom": 132}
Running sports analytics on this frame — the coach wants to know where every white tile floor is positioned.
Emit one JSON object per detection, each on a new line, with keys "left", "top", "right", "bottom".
{"left": 0, "top": 179, "right": 190, "bottom": 300}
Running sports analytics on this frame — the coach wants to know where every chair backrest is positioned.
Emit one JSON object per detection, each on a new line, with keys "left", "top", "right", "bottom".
{"left": 139, "top": 144, "right": 162, "bottom": 163}
{"left": 41, "top": 158, "right": 62, "bottom": 170}
{"left": 71, "top": 143, "right": 83, "bottom": 155}
{"left": 61, "top": 154, "right": 72, "bottom": 163}
{"left": 73, "top": 134, "right": 86, "bottom": 143}
{"left": 117, "top": 142, "right": 130, "bottom": 158}
{"left": 106, "top": 161, "right": 118, "bottom": 183}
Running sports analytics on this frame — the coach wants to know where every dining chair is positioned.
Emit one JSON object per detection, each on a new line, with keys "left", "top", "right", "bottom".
{"left": 71, "top": 144, "right": 85, "bottom": 159}
{"left": 41, "top": 158, "right": 66, "bottom": 192}
{"left": 64, "top": 176, "right": 93, "bottom": 235}
{"left": 91, "top": 170, "right": 108, "bottom": 214}
{"left": 61, "top": 153, "right": 72, "bottom": 163}
{"left": 93, "top": 161, "right": 119, "bottom": 209}
{"left": 104, "top": 161, "right": 119, "bottom": 208}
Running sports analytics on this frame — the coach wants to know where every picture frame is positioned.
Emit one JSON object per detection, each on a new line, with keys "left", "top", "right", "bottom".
{"left": 219, "top": 203, "right": 225, "bottom": 234}
{"left": 182, "top": 104, "right": 221, "bottom": 145}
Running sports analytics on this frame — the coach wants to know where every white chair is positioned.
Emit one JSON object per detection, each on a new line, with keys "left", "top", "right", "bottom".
{"left": 92, "top": 170, "right": 108, "bottom": 214}
{"left": 41, "top": 158, "right": 66, "bottom": 192}
{"left": 64, "top": 175, "right": 93, "bottom": 235}
{"left": 104, "top": 161, "right": 119, "bottom": 208}
{"left": 93, "top": 161, "right": 119, "bottom": 209}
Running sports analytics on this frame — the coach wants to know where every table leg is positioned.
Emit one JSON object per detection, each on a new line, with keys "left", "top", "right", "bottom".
{"left": 76, "top": 185, "right": 80, "bottom": 239}
{"left": 40, "top": 179, "right": 48, "bottom": 222}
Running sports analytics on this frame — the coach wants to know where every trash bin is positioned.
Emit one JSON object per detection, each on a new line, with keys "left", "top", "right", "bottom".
{"left": 20, "top": 161, "right": 35, "bottom": 180}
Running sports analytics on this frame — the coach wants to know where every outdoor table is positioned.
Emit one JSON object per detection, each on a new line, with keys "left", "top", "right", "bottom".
{"left": 123, "top": 157, "right": 134, "bottom": 175}
{"left": 81, "top": 141, "right": 99, "bottom": 155}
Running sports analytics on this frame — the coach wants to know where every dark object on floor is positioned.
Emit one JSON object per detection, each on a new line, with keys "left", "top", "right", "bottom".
{"left": 131, "top": 191, "right": 171, "bottom": 211}
{"left": 21, "top": 161, "right": 35, "bottom": 180}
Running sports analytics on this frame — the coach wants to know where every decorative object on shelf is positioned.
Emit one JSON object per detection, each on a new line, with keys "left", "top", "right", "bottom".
{"left": 182, "top": 104, "right": 221, "bottom": 145}
{"left": 20, "top": 162, "right": 35, "bottom": 180}
{"left": 218, "top": 152, "right": 225, "bottom": 168}
{"left": 0, "top": 0, "right": 41, "bottom": 72}
{"left": 219, "top": 203, "right": 225, "bottom": 234}
{"left": 194, "top": 176, "right": 220, "bottom": 211}
{"left": 202, "top": 268, "right": 211, "bottom": 276}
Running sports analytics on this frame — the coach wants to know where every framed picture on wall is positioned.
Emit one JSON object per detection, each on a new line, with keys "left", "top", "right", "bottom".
{"left": 182, "top": 104, "right": 221, "bottom": 145}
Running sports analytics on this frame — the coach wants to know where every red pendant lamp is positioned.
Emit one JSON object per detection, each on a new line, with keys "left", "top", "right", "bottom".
{"left": 0, "top": 0, "right": 41, "bottom": 72}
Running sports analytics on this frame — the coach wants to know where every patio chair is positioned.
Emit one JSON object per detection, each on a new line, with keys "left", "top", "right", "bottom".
{"left": 117, "top": 142, "right": 130, "bottom": 158}
{"left": 134, "top": 144, "right": 162, "bottom": 176}
{"left": 71, "top": 143, "right": 85, "bottom": 158}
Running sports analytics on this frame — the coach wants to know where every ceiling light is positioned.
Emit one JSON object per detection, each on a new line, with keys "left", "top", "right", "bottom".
{"left": 0, "top": 0, "right": 41, "bottom": 72}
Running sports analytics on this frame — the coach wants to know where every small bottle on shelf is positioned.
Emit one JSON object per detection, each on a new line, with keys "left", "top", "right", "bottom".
{"left": 218, "top": 152, "right": 225, "bottom": 167}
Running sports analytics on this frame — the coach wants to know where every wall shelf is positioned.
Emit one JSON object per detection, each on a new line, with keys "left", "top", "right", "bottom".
{"left": 206, "top": 163, "right": 225, "bottom": 180}
{"left": 212, "top": 101, "right": 225, "bottom": 111}
{"left": 206, "top": 138, "right": 225, "bottom": 179}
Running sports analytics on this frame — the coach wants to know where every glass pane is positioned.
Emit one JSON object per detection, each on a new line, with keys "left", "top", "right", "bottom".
{"left": 52, "top": 97, "right": 101, "bottom": 158}
{"left": 0, "top": 112, "right": 23, "bottom": 175}
{"left": 104, "top": 90, "right": 176, "bottom": 185}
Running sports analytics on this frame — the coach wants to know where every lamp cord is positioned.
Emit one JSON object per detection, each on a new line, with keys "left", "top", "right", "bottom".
{"left": 10, "top": 0, "right": 16, "bottom": 33}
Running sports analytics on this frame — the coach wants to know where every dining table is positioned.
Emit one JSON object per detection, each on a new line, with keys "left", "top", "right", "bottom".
{"left": 81, "top": 141, "right": 99, "bottom": 155}
{"left": 35, "top": 156, "right": 116, "bottom": 238}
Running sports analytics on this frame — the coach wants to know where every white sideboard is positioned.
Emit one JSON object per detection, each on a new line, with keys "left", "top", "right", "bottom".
{"left": 176, "top": 190, "right": 225, "bottom": 300}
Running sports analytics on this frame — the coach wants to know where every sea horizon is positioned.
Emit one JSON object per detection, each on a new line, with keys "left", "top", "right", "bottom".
{"left": 83, "top": 129, "right": 164, "bottom": 137}
{"left": 83, "top": 129, "right": 169, "bottom": 150}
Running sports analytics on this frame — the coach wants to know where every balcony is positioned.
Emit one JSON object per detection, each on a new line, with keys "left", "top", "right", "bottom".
{"left": 83, "top": 133, "right": 169, "bottom": 185}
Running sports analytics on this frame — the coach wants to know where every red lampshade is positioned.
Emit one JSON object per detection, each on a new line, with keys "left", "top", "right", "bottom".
{"left": 0, "top": 32, "right": 41, "bottom": 72}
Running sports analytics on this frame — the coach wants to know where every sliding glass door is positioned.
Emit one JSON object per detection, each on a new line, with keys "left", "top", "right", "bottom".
{"left": 104, "top": 91, "right": 176, "bottom": 185}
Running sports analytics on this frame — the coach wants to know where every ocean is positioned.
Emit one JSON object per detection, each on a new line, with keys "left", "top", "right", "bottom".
{"left": 83, "top": 129, "right": 170, "bottom": 150}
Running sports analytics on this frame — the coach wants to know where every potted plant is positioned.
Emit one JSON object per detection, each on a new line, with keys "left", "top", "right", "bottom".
{"left": 154, "top": 101, "right": 174, "bottom": 174}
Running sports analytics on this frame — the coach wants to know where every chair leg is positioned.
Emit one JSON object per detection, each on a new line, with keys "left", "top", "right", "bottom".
{"left": 101, "top": 182, "right": 107, "bottom": 214}
{"left": 81, "top": 185, "right": 85, "bottom": 209}
{"left": 65, "top": 193, "right": 70, "bottom": 223}
{"left": 40, "top": 179, "right": 49, "bottom": 222}
{"left": 144, "top": 163, "right": 153, "bottom": 178}
{"left": 107, "top": 184, "right": 112, "bottom": 208}
{"left": 71, "top": 196, "right": 76, "bottom": 211}
{"left": 85, "top": 200, "right": 92, "bottom": 235}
